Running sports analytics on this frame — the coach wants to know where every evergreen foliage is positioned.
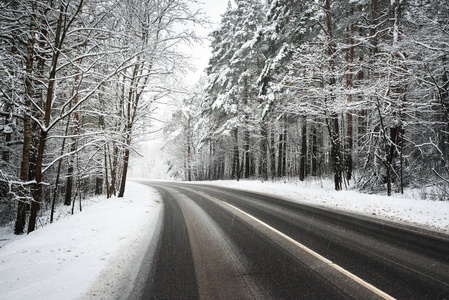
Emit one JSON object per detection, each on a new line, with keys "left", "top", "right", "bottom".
{"left": 168, "top": 0, "right": 449, "bottom": 197}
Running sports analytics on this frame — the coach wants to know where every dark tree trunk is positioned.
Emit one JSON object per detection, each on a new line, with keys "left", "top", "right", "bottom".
{"left": 95, "top": 177, "right": 103, "bottom": 195}
{"left": 118, "top": 146, "right": 130, "bottom": 198}
{"left": 300, "top": 116, "right": 307, "bottom": 181}
{"left": 244, "top": 129, "right": 250, "bottom": 178}
{"left": 277, "top": 122, "right": 287, "bottom": 177}
{"left": 64, "top": 163, "right": 74, "bottom": 206}
{"left": 441, "top": 64, "right": 449, "bottom": 162}
{"left": 312, "top": 122, "right": 318, "bottom": 177}
{"left": 98, "top": 94, "right": 110, "bottom": 199}
{"left": 345, "top": 119, "right": 353, "bottom": 182}
{"left": 64, "top": 55, "right": 81, "bottom": 205}
{"left": 231, "top": 136, "right": 237, "bottom": 180}
{"left": 277, "top": 131, "right": 284, "bottom": 177}
{"left": 1, "top": 104, "right": 12, "bottom": 202}
{"left": 232, "top": 128, "right": 240, "bottom": 181}
{"left": 187, "top": 115, "right": 192, "bottom": 181}
{"left": 29, "top": 2, "right": 76, "bottom": 233}
{"left": 109, "top": 144, "right": 118, "bottom": 196}
{"left": 29, "top": 128, "right": 47, "bottom": 233}
{"left": 208, "top": 142, "right": 213, "bottom": 180}
{"left": 65, "top": 120, "right": 79, "bottom": 206}
{"left": 2, "top": 103, "right": 12, "bottom": 163}
{"left": 331, "top": 131, "right": 342, "bottom": 190}
{"left": 326, "top": 114, "right": 343, "bottom": 191}
{"left": 118, "top": 71, "right": 135, "bottom": 198}
{"left": 282, "top": 125, "right": 287, "bottom": 177}
{"left": 357, "top": 53, "right": 366, "bottom": 140}
{"left": 15, "top": 2, "right": 36, "bottom": 234}
{"left": 371, "top": 0, "right": 378, "bottom": 54}
{"left": 324, "top": 0, "right": 342, "bottom": 191}
{"left": 104, "top": 145, "right": 110, "bottom": 198}
{"left": 260, "top": 124, "right": 268, "bottom": 180}
{"left": 270, "top": 124, "right": 276, "bottom": 179}
{"left": 345, "top": 6, "right": 355, "bottom": 181}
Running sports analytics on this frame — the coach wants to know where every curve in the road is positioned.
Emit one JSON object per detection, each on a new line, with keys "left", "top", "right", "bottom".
{"left": 132, "top": 181, "right": 449, "bottom": 300}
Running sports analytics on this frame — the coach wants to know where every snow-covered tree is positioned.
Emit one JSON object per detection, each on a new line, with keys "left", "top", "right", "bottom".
{"left": 0, "top": 0, "right": 204, "bottom": 234}
{"left": 165, "top": 0, "right": 449, "bottom": 198}
{"left": 202, "top": 0, "right": 265, "bottom": 180}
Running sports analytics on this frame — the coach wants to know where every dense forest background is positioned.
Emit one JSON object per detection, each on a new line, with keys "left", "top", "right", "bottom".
{"left": 0, "top": 0, "right": 202, "bottom": 234}
{"left": 1, "top": 0, "right": 448, "bottom": 235}
{"left": 165, "top": 0, "right": 449, "bottom": 197}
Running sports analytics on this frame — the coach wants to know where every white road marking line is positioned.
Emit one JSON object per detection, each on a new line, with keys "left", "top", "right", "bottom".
{"left": 222, "top": 201, "right": 396, "bottom": 300}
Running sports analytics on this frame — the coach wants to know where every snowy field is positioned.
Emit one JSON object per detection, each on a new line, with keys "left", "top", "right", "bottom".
{"left": 0, "top": 179, "right": 448, "bottom": 300}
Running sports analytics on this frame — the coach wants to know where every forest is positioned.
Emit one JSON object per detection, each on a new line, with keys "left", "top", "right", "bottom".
{"left": 0, "top": 0, "right": 202, "bottom": 234}
{"left": 165, "top": 0, "right": 449, "bottom": 199}
{"left": 1, "top": 0, "right": 448, "bottom": 236}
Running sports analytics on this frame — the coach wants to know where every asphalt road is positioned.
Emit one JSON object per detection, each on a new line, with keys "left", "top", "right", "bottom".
{"left": 129, "top": 181, "right": 449, "bottom": 299}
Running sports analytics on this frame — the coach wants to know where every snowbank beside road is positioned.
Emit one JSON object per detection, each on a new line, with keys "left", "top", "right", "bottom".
{"left": 198, "top": 179, "right": 449, "bottom": 234}
{"left": 0, "top": 182, "right": 162, "bottom": 300}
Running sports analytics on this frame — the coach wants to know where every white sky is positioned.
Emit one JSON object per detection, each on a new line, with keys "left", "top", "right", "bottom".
{"left": 186, "top": 0, "right": 232, "bottom": 83}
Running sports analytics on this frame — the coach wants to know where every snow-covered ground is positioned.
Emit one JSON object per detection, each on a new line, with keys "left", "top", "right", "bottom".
{"left": 0, "top": 182, "right": 162, "bottom": 300}
{"left": 0, "top": 179, "right": 448, "bottom": 300}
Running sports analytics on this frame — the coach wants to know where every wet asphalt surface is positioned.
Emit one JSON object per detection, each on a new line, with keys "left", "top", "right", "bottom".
{"left": 130, "top": 181, "right": 449, "bottom": 299}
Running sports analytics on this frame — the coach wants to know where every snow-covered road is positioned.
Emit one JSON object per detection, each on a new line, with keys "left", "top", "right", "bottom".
{"left": 0, "top": 179, "right": 448, "bottom": 299}
{"left": 199, "top": 179, "right": 449, "bottom": 234}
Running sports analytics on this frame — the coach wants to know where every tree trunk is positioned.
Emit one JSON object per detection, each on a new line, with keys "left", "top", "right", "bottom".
{"left": 118, "top": 62, "right": 143, "bottom": 196}
{"left": 282, "top": 125, "right": 287, "bottom": 177}
{"left": 118, "top": 89, "right": 135, "bottom": 197}
{"left": 207, "top": 142, "right": 213, "bottom": 180}
{"left": 187, "top": 115, "right": 192, "bottom": 181}
{"left": 371, "top": 0, "right": 378, "bottom": 54}
{"left": 118, "top": 146, "right": 130, "bottom": 198}
{"left": 103, "top": 145, "right": 110, "bottom": 198}
{"left": 64, "top": 56, "right": 82, "bottom": 205}
{"left": 111, "top": 75, "right": 126, "bottom": 196}
{"left": 325, "top": 0, "right": 342, "bottom": 191}
{"left": 65, "top": 119, "right": 80, "bottom": 206}
{"left": 109, "top": 144, "right": 118, "bottom": 196}
{"left": 331, "top": 115, "right": 342, "bottom": 191}
{"left": 270, "top": 124, "right": 276, "bottom": 179}
{"left": 277, "top": 121, "right": 287, "bottom": 178}
{"left": 29, "top": 129, "right": 46, "bottom": 233}
{"left": 357, "top": 53, "right": 366, "bottom": 141}
{"left": 277, "top": 131, "right": 284, "bottom": 177}
{"left": 28, "top": 4, "right": 66, "bottom": 233}
{"left": 260, "top": 123, "right": 268, "bottom": 180}
{"left": 244, "top": 128, "right": 250, "bottom": 178}
{"left": 50, "top": 112, "right": 72, "bottom": 222}
{"left": 64, "top": 163, "right": 74, "bottom": 205}
{"left": 14, "top": 2, "right": 36, "bottom": 234}
{"left": 232, "top": 128, "right": 240, "bottom": 181}
{"left": 1, "top": 104, "right": 12, "bottom": 202}
{"left": 385, "top": 0, "right": 406, "bottom": 195}
{"left": 345, "top": 6, "right": 355, "bottom": 181}
{"left": 312, "top": 122, "right": 318, "bottom": 177}
{"left": 440, "top": 61, "right": 449, "bottom": 163}
{"left": 300, "top": 116, "right": 307, "bottom": 181}
{"left": 2, "top": 104, "right": 12, "bottom": 163}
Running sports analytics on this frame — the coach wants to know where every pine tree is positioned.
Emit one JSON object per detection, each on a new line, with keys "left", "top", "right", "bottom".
{"left": 204, "top": 0, "right": 265, "bottom": 180}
